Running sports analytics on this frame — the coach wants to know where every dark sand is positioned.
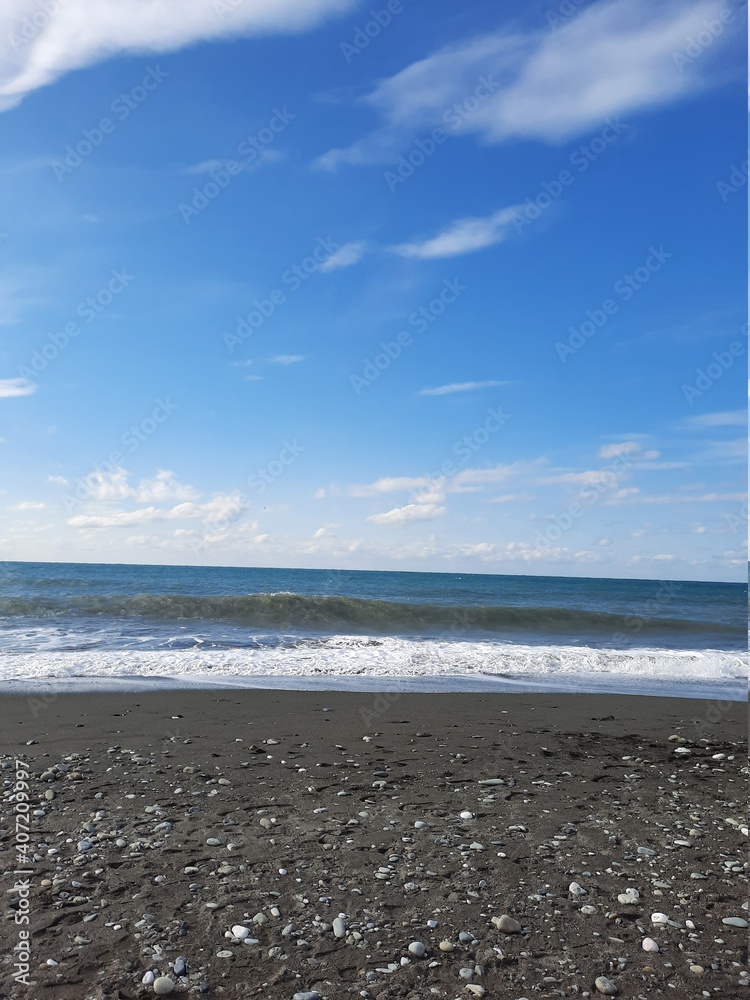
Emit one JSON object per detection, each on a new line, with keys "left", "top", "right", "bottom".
{"left": 1, "top": 690, "right": 747, "bottom": 999}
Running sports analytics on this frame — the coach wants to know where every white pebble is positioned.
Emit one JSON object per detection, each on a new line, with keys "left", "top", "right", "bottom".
{"left": 642, "top": 937, "right": 659, "bottom": 952}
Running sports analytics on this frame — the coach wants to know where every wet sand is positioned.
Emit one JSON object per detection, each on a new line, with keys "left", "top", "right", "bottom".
{"left": 1, "top": 689, "right": 747, "bottom": 999}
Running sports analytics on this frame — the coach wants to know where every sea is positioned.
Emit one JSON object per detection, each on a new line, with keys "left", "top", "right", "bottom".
{"left": 0, "top": 561, "right": 746, "bottom": 700}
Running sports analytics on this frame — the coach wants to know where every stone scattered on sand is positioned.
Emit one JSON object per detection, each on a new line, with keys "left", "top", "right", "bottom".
{"left": 231, "top": 924, "right": 251, "bottom": 939}
{"left": 408, "top": 941, "right": 426, "bottom": 957}
{"left": 569, "top": 881, "right": 587, "bottom": 896}
{"left": 642, "top": 937, "right": 659, "bottom": 952}
{"left": 332, "top": 916, "right": 347, "bottom": 938}
{"left": 493, "top": 914, "right": 522, "bottom": 934}
{"left": 595, "top": 975, "right": 618, "bottom": 995}
{"left": 153, "top": 977, "right": 174, "bottom": 995}
{"left": 722, "top": 916, "right": 748, "bottom": 928}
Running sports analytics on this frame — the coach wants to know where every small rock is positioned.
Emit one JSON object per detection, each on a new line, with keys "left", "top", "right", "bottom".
{"left": 332, "top": 916, "right": 347, "bottom": 938}
{"left": 595, "top": 976, "right": 618, "bottom": 995}
{"left": 722, "top": 917, "right": 748, "bottom": 928}
{"left": 493, "top": 914, "right": 522, "bottom": 934}
{"left": 231, "top": 925, "right": 251, "bottom": 940}
{"left": 642, "top": 937, "right": 659, "bottom": 952}
{"left": 292, "top": 993, "right": 321, "bottom": 1000}
{"left": 569, "top": 881, "right": 587, "bottom": 896}
{"left": 651, "top": 912, "right": 669, "bottom": 925}
{"left": 173, "top": 957, "right": 187, "bottom": 976}
{"left": 408, "top": 941, "right": 426, "bottom": 957}
{"left": 439, "top": 940, "right": 454, "bottom": 951}
{"left": 153, "top": 978, "right": 174, "bottom": 996}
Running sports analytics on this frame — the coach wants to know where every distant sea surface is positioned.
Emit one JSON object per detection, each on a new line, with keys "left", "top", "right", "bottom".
{"left": 0, "top": 562, "right": 746, "bottom": 699}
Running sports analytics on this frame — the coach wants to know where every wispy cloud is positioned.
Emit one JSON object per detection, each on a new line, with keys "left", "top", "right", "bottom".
{"left": 318, "top": 241, "right": 369, "bottom": 271}
{"left": 0, "top": 377, "right": 36, "bottom": 398}
{"left": 269, "top": 355, "right": 304, "bottom": 365}
{"left": 349, "top": 476, "right": 433, "bottom": 498}
{"left": 0, "top": 0, "right": 358, "bottom": 109}
{"left": 315, "top": 0, "right": 736, "bottom": 169}
{"left": 419, "top": 380, "right": 512, "bottom": 396}
{"left": 390, "top": 207, "right": 521, "bottom": 259}
{"left": 367, "top": 502, "right": 445, "bottom": 525}
{"left": 680, "top": 409, "right": 747, "bottom": 429}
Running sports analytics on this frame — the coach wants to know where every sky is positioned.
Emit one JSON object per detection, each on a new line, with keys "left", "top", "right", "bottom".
{"left": 0, "top": 0, "right": 746, "bottom": 581}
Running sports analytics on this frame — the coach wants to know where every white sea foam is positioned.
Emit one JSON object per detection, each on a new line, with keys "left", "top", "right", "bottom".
{"left": 1, "top": 636, "right": 746, "bottom": 699}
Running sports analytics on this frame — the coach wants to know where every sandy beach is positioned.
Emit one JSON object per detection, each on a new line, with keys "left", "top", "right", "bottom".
{"left": 1, "top": 689, "right": 747, "bottom": 999}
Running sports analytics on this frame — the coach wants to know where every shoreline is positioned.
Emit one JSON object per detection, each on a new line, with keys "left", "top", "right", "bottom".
{"left": 1, "top": 690, "right": 747, "bottom": 998}
{"left": 0, "top": 669, "right": 746, "bottom": 703}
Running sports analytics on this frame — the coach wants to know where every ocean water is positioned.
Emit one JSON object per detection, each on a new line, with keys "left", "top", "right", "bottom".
{"left": 0, "top": 561, "right": 746, "bottom": 699}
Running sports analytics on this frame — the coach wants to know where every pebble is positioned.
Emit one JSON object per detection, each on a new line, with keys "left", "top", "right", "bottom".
{"left": 642, "top": 937, "right": 659, "bottom": 952}
{"left": 595, "top": 976, "right": 618, "bottom": 995}
{"left": 142, "top": 971, "right": 155, "bottom": 985}
{"left": 292, "top": 993, "right": 322, "bottom": 1000}
{"left": 493, "top": 914, "right": 522, "bottom": 934}
{"left": 439, "top": 940, "right": 455, "bottom": 952}
{"left": 231, "top": 925, "right": 251, "bottom": 939}
{"left": 333, "top": 916, "right": 347, "bottom": 938}
{"left": 722, "top": 917, "right": 748, "bottom": 928}
{"left": 569, "top": 881, "right": 587, "bottom": 896}
{"left": 216, "top": 950, "right": 234, "bottom": 959}
{"left": 651, "top": 912, "right": 669, "bottom": 925}
{"left": 153, "top": 977, "right": 174, "bottom": 995}
{"left": 173, "top": 957, "right": 187, "bottom": 976}
{"left": 459, "top": 811, "right": 474, "bottom": 820}
{"left": 408, "top": 941, "right": 426, "bottom": 957}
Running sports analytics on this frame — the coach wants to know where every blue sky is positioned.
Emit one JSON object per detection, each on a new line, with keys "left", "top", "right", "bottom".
{"left": 0, "top": 0, "right": 746, "bottom": 580}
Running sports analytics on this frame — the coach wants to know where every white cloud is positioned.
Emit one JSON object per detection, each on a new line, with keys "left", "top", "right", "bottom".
{"left": 244, "top": 374, "right": 264, "bottom": 381}
{"left": 599, "top": 441, "right": 642, "bottom": 458}
{"left": 77, "top": 467, "right": 199, "bottom": 503}
{"left": 67, "top": 490, "right": 245, "bottom": 528}
{"left": 452, "top": 463, "right": 522, "bottom": 488}
{"left": 419, "top": 380, "right": 512, "bottom": 395}
{"left": 682, "top": 410, "right": 747, "bottom": 429}
{"left": 315, "top": 0, "right": 733, "bottom": 169}
{"left": 133, "top": 470, "right": 200, "bottom": 503}
{"left": 367, "top": 502, "right": 445, "bottom": 525}
{"left": 269, "top": 355, "right": 304, "bottom": 365}
{"left": 490, "top": 492, "right": 534, "bottom": 503}
{"left": 10, "top": 500, "right": 46, "bottom": 510}
{"left": 348, "top": 476, "right": 433, "bottom": 498}
{"left": 0, "top": 377, "right": 36, "bottom": 398}
{"left": 537, "top": 470, "right": 617, "bottom": 485}
{"left": 48, "top": 474, "right": 69, "bottom": 486}
{"left": 390, "top": 207, "right": 521, "bottom": 259}
{"left": 0, "top": 0, "right": 358, "bottom": 109}
{"left": 318, "top": 241, "right": 368, "bottom": 271}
